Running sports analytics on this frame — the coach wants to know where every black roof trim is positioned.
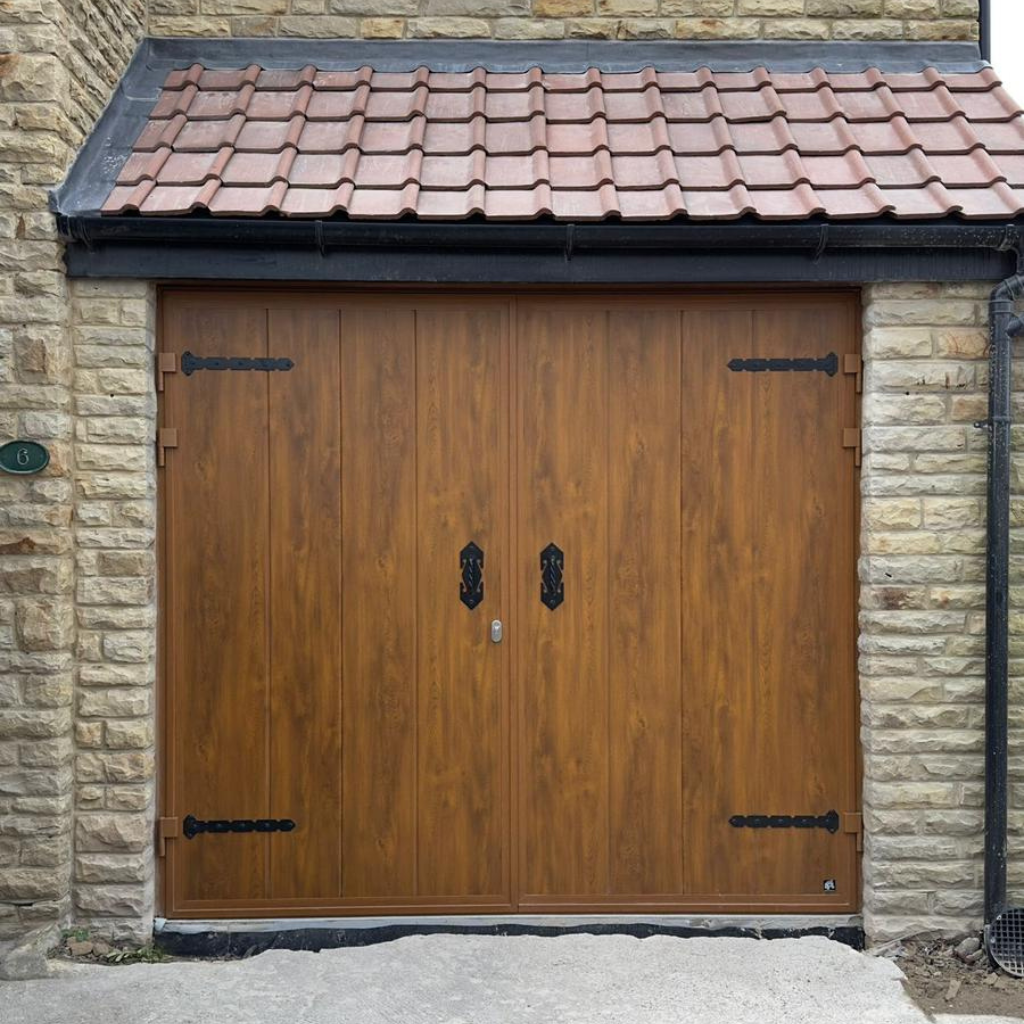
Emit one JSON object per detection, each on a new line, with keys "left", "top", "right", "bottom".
{"left": 52, "top": 36, "right": 985, "bottom": 221}
{"left": 58, "top": 216, "right": 1022, "bottom": 285}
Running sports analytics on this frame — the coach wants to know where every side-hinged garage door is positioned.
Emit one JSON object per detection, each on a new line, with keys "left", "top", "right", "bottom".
{"left": 158, "top": 290, "right": 860, "bottom": 918}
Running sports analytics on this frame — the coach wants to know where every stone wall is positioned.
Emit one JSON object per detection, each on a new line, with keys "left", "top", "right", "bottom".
{"left": 0, "top": 0, "right": 145, "bottom": 971}
{"left": 860, "top": 281, "right": 1024, "bottom": 942}
{"left": 69, "top": 279, "right": 157, "bottom": 943}
{"left": 147, "top": 0, "right": 979, "bottom": 43}
{"left": 0, "top": 0, "right": 1011, "bottom": 962}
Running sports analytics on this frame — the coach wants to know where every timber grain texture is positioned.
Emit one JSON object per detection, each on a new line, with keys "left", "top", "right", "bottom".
{"left": 158, "top": 290, "right": 859, "bottom": 919}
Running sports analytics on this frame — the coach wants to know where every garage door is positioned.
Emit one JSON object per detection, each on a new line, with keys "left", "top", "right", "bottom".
{"left": 159, "top": 291, "right": 860, "bottom": 918}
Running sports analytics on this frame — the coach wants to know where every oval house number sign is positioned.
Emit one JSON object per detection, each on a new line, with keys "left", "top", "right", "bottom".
{"left": 0, "top": 440, "right": 50, "bottom": 475}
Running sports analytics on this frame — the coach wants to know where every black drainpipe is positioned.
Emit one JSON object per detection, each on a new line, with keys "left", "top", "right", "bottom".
{"left": 979, "top": 0, "right": 992, "bottom": 64}
{"left": 985, "top": 255, "right": 1024, "bottom": 934}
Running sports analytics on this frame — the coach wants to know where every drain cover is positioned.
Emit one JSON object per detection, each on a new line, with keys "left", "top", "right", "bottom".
{"left": 989, "top": 907, "right": 1024, "bottom": 978}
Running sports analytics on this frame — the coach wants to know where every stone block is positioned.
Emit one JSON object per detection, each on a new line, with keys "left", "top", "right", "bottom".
{"left": 762, "top": 18, "right": 830, "bottom": 38}
{"left": 0, "top": 867, "right": 66, "bottom": 901}
{"left": 533, "top": 0, "right": 594, "bottom": 14}
{"left": 276, "top": 15, "right": 359, "bottom": 35}
{"left": 202, "top": 0, "right": 287, "bottom": 12}
{"left": 74, "top": 852, "right": 149, "bottom": 884}
{"left": 831, "top": 18, "right": 906, "bottom": 38}
{"left": 596, "top": 0, "right": 657, "bottom": 14}
{"left": 407, "top": 17, "right": 492, "bottom": 36}
{"left": 360, "top": 17, "right": 405, "bottom": 36}
{"left": 14, "top": 599, "right": 73, "bottom": 652}
{"left": 73, "top": 883, "right": 149, "bottom": 917}
{"left": 495, "top": 17, "right": 566, "bottom": 36}
{"left": 75, "top": 813, "right": 149, "bottom": 853}
{"left": 76, "top": 577, "right": 153, "bottom": 607}
{"left": 0, "top": 54, "right": 66, "bottom": 103}
{"left": 674, "top": 17, "right": 759, "bottom": 38}
{"left": 660, "top": 0, "right": 731, "bottom": 13}
{"left": 104, "top": 720, "right": 153, "bottom": 750}
{"left": 78, "top": 688, "right": 151, "bottom": 719}
{"left": 423, "top": 0, "right": 525, "bottom": 13}
{"left": 736, "top": 0, "right": 803, "bottom": 13}
{"left": 805, "top": 0, "right": 883, "bottom": 12}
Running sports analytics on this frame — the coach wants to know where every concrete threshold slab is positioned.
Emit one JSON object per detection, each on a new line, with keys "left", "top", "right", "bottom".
{"left": 154, "top": 913, "right": 865, "bottom": 957}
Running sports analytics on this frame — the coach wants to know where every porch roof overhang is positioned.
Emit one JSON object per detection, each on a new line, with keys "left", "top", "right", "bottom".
{"left": 53, "top": 37, "right": 1024, "bottom": 283}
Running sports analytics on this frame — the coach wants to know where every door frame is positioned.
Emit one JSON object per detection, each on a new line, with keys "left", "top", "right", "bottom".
{"left": 155, "top": 285, "right": 862, "bottom": 920}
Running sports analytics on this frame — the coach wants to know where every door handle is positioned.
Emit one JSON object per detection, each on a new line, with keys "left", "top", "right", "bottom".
{"left": 540, "top": 542, "right": 564, "bottom": 610}
{"left": 491, "top": 619, "right": 503, "bottom": 644}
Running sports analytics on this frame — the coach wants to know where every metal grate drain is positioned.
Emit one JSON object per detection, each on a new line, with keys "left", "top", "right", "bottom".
{"left": 989, "top": 908, "right": 1024, "bottom": 978}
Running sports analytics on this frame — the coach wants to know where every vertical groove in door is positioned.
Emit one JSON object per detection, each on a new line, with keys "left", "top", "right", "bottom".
{"left": 604, "top": 312, "right": 612, "bottom": 898}
{"left": 337, "top": 308, "right": 345, "bottom": 900}
{"left": 264, "top": 310, "right": 273, "bottom": 898}
{"left": 412, "top": 309, "right": 419, "bottom": 899}
{"left": 508, "top": 299, "right": 518, "bottom": 910}
{"left": 678, "top": 309, "right": 686, "bottom": 893}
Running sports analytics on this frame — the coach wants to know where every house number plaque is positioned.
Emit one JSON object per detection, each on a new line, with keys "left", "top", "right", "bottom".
{"left": 0, "top": 440, "right": 49, "bottom": 475}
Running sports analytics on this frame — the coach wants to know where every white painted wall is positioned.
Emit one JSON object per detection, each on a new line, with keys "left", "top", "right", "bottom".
{"left": 993, "top": 0, "right": 1024, "bottom": 101}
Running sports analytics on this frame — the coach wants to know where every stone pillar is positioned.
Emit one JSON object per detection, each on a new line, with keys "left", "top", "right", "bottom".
{"left": 0, "top": 21, "right": 77, "bottom": 974}
{"left": 70, "top": 279, "right": 157, "bottom": 943}
{"left": 859, "top": 281, "right": 1024, "bottom": 942}
{"left": 0, "top": 0, "right": 145, "bottom": 974}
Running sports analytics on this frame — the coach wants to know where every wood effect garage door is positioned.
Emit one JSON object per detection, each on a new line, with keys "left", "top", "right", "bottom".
{"left": 159, "top": 291, "right": 860, "bottom": 918}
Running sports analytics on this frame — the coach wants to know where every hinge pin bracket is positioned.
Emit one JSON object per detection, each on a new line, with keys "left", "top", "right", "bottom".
{"left": 157, "top": 427, "right": 178, "bottom": 468}
{"left": 157, "top": 352, "right": 178, "bottom": 393}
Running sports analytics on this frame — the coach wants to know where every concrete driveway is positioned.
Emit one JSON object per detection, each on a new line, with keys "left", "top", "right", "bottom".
{"left": 1, "top": 934, "right": 1019, "bottom": 1024}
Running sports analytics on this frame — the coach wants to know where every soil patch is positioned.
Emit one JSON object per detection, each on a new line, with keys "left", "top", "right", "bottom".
{"left": 883, "top": 937, "right": 1024, "bottom": 1018}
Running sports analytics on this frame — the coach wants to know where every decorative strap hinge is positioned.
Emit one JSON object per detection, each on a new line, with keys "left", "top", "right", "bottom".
{"left": 157, "top": 352, "right": 178, "bottom": 393}
{"left": 157, "top": 816, "right": 179, "bottom": 858}
{"left": 729, "top": 810, "right": 840, "bottom": 833}
{"left": 157, "top": 427, "right": 178, "bottom": 468}
{"left": 843, "top": 353, "right": 863, "bottom": 393}
{"left": 182, "top": 814, "right": 297, "bottom": 839}
{"left": 843, "top": 811, "right": 864, "bottom": 852}
{"left": 842, "top": 427, "right": 862, "bottom": 468}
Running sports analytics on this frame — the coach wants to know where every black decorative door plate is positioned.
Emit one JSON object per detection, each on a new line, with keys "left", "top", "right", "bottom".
{"left": 540, "top": 542, "right": 564, "bottom": 611}
{"left": 460, "top": 541, "right": 484, "bottom": 610}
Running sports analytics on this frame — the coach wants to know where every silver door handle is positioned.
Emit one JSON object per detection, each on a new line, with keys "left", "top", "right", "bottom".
{"left": 491, "top": 619, "right": 503, "bottom": 643}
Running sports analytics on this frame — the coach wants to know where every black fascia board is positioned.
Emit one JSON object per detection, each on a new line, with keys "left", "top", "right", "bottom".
{"left": 58, "top": 216, "right": 1022, "bottom": 284}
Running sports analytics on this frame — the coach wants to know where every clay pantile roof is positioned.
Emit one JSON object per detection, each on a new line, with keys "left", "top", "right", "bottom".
{"left": 102, "top": 62, "right": 1024, "bottom": 221}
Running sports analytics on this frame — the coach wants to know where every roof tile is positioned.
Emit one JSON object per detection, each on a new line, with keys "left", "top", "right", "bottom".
{"left": 104, "top": 61, "right": 1024, "bottom": 223}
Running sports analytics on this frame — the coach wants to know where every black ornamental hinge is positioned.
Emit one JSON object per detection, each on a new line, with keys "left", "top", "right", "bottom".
{"left": 182, "top": 814, "right": 296, "bottom": 839}
{"left": 728, "top": 352, "right": 838, "bottom": 376}
{"left": 181, "top": 351, "right": 294, "bottom": 376}
{"left": 729, "top": 810, "right": 841, "bottom": 833}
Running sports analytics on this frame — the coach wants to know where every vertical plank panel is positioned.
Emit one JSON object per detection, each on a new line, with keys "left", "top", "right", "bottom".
{"left": 415, "top": 305, "right": 510, "bottom": 899}
{"left": 682, "top": 301, "right": 858, "bottom": 901}
{"left": 607, "top": 310, "right": 684, "bottom": 895}
{"left": 268, "top": 308, "right": 343, "bottom": 899}
{"left": 166, "top": 301, "right": 270, "bottom": 905}
{"left": 747, "top": 304, "right": 858, "bottom": 898}
{"left": 517, "top": 304, "right": 609, "bottom": 898}
{"left": 340, "top": 308, "right": 418, "bottom": 898}
{"left": 681, "top": 308, "right": 756, "bottom": 896}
